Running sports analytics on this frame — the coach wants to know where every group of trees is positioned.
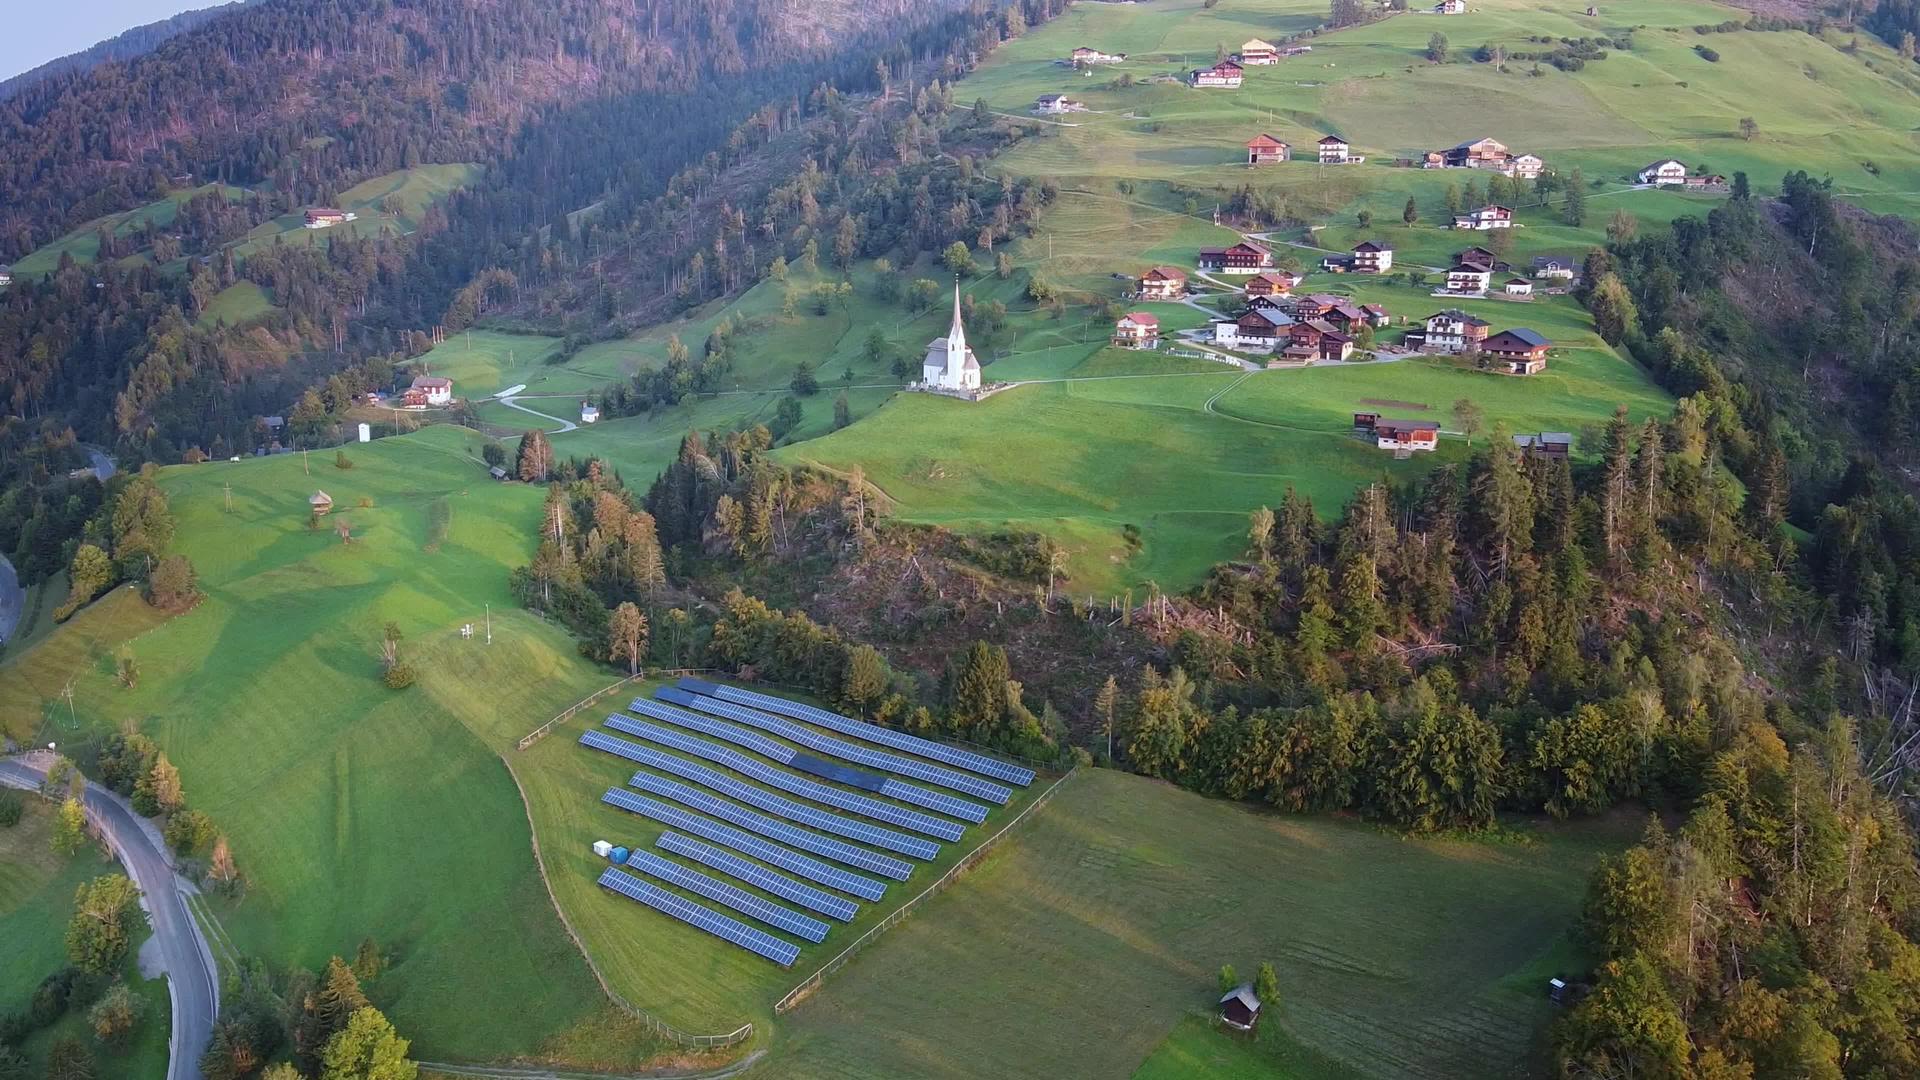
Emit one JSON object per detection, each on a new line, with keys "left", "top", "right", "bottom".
{"left": 0, "top": 869, "right": 149, "bottom": 1077}
{"left": 199, "top": 948, "right": 415, "bottom": 1080}
{"left": 509, "top": 451, "right": 668, "bottom": 657}
{"left": 99, "top": 732, "right": 240, "bottom": 892}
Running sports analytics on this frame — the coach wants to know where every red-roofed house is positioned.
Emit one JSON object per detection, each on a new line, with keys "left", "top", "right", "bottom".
{"left": 1191, "top": 61, "right": 1245, "bottom": 88}
{"left": 1139, "top": 266, "right": 1188, "bottom": 299}
{"left": 1113, "top": 312, "right": 1161, "bottom": 348}
{"left": 1244, "top": 271, "right": 1298, "bottom": 297}
{"left": 1246, "top": 134, "right": 1291, "bottom": 164}
{"left": 1374, "top": 419, "right": 1439, "bottom": 452}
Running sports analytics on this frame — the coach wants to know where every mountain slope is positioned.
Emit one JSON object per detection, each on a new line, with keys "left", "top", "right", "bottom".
{"left": 0, "top": 1, "right": 261, "bottom": 102}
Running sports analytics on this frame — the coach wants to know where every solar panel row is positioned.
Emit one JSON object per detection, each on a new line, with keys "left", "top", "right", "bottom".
{"left": 656, "top": 687, "right": 1014, "bottom": 805}
{"left": 583, "top": 728, "right": 939, "bottom": 860}
{"left": 620, "top": 849, "right": 830, "bottom": 943}
{"left": 597, "top": 867, "right": 798, "bottom": 967}
{"left": 656, "top": 831, "right": 859, "bottom": 922}
{"left": 689, "top": 679, "right": 1037, "bottom": 786}
{"left": 636, "top": 697, "right": 987, "bottom": 822}
{"left": 605, "top": 715, "right": 966, "bottom": 842}
{"left": 616, "top": 766, "right": 915, "bottom": 881}
{"left": 630, "top": 697, "right": 797, "bottom": 764}
{"left": 600, "top": 788, "right": 887, "bottom": 901}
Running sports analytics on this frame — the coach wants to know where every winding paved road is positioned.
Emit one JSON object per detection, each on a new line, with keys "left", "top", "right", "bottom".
{"left": 0, "top": 753, "right": 218, "bottom": 1080}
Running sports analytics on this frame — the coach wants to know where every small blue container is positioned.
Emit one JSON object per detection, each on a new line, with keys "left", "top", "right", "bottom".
{"left": 609, "top": 846, "right": 630, "bottom": 864}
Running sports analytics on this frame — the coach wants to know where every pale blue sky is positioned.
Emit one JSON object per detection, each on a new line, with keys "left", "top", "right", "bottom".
{"left": 3, "top": 1, "right": 198, "bottom": 81}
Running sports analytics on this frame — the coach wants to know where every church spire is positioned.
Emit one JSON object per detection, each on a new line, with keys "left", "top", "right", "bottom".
{"left": 948, "top": 279, "right": 968, "bottom": 352}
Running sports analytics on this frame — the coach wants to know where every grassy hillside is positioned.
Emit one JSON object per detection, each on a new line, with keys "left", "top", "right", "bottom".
{"left": 760, "top": 769, "right": 1629, "bottom": 1079}
{"left": 9, "top": 164, "right": 479, "bottom": 286}
{"left": 0, "top": 427, "right": 632, "bottom": 1063}
{"left": 7, "top": 182, "right": 250, "bottom": 279}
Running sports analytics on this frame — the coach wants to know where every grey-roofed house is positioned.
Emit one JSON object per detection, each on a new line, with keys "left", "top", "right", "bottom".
{"left": 1514, "top": 432, "right": 1573, "bottom": 457}
{"left": 1220, "top": 984, "right": 1263, "bottom": 1030}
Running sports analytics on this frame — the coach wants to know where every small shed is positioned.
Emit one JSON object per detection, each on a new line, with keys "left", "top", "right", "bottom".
{"left": 1219, "top": 984, "right": 1262, "bottom": 1030}
{"left": 592, "top": 840, "right": 613, "bottom": 859}
{"left": 489, "top": 466, "right": 509, "bottom": 481}
{"left": 357, "top": 422, "right": 372, "bottom": 442}
{"left": 310, "top": 490, "right": 333, "bottom": 515}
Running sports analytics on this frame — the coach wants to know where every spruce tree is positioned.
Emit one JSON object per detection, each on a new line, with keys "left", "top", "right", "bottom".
{"left": 316, "top": 956, "right": 370, "bottom": 1035}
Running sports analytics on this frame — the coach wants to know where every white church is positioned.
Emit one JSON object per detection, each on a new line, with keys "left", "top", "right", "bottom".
{"left": 921, "top": 283, "right": 982, "bottom": 392}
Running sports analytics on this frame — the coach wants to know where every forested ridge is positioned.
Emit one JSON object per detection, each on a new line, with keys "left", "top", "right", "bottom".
{"left": 0, "top": 0, "right": 1047, "bottom": 589}
{"left": 0, "top": 1, "right": 262, "bottom": 104}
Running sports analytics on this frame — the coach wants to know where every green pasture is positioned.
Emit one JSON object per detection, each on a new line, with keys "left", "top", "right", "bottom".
{"left": 962, "top": 0, "right": 1920, "bottom": 222}
{"left": 227, "top": 163, "right": 482, "bottom": 262}
{"left": 511, "top": 686, "right": 1051, "bottom": 1037}
{"left": 0, "top": 427, "right": 628, "bottom": 1063}
{"left": 759, "top": 768, "right": 1629, "bottom": 1079}
{"left": 196, "top": 281, "right": 276, "bottom": 327}
{"left": 10, "top": 182, "right": 250, "bottom": 279}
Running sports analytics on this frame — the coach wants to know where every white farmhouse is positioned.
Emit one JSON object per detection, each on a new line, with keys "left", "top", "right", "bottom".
{"left": 921, "top": 284, "right": 982, "bottom": 392}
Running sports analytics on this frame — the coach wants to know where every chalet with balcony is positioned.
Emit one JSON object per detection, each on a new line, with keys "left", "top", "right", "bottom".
{"left": 1198, "top": 240, "right": 1275, "bottom": 274}
{"left": 1191, "top": 61, "right": 1245, "bottom": 88}
{"left": 1453, "top": 205, "right": 1514, "bottom": 230}
{"left": 1481, "top": 327, "right": 1551, "bottom": 374}
{"left": 1139, "top": 266, "right": 1189, "bottom": 299}
{"left": 1113, "top": 312, "right": 1161, "bottom": 349}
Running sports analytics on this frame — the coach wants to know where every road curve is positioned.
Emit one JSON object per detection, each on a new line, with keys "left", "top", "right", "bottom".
{"left": 0, "top": 753, "right": 218, "bottom": 1080}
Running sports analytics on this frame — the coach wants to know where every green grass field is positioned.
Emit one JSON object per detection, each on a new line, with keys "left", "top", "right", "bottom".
{"left": 196, "top": 281, "right": 276, "bottom": 327}
{"left": 0, "top": 427, "right": 636, "bottom": 1063}
{"left": 9, "top": 183, "right": 251, "bottom": 279}
{"left": 758, "top": 769, "right": 1628, "bottom": 1079}
{"left": 227, "top": 164, "right": 483, "bottom": 263}
{"left": 0, "top": 799, "right": 172, "bottom": 1079}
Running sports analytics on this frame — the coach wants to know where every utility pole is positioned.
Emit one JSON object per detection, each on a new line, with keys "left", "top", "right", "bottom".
{"left": 303, "top": 449, "right": 309, "bottom": 475}
{"left": 485, "top": 603, "right": 492, "bottom": 645}
{"left": 224, "top": 482, "right": 232, "bottom": 513}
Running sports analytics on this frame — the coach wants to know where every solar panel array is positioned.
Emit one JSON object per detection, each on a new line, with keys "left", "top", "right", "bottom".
{"left": 617, "top": 765, "right": 915, "bottom": 881}
{"left": 601, "top": 788, "right": 887, "bottom": 901}
{"left": 634, "top": 697, "right": 988, "bottom": 823}
{"left": 621, "top": 849, "right": 830, "bottom": 943}
{"left": 597, "top": 867, "right": 799, "bottom": 967}
{"left": 656, "top": 687, "right": 1015, "bottom": 805}
{"left": 688, "top": 679, "right": 1037, "bottom": 786}
{"left": 630, "top": 697, "right": 797, "bottom": 763}
{"left": 581, "top": 682, "right": 1049, "bottom": 968}
{"left": 581, "top": 728, "right": 939, "bottom": 860}
{"left": 605, "top": 714, "right": 965, "bottom": 842}
{"left": 657, "top": 831, "right": 859, "bottom": 922}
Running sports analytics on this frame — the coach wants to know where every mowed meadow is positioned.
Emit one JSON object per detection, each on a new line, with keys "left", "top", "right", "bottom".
{"left": 0, "top": 427, "right": 640, "bottom": 1064}
{"left": 757, "top": 769, "right": 1633, "bottom": 1079}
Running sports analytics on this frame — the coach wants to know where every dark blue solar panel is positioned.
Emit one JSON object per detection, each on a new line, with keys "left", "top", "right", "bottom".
{"left": 596, "top": 867, "right": 798, "bottom": 967}
{"left": 605, "top": 715, "right": 964, "bottom": 842}
{"left": 633, "top": 697, "right": 988, "bottom": 823}
{"left": 581, "top": 729, "right": 939, "bottom": 859}
{"left": 621, "top": 849, "right": 829, "bottom": 942}
{"left": 656, "top": 687, "right": 1014, "bottom": 805}
{"left": 629, "top": 697, "right": 796, "bottom": 763}
{"left": 656, "top": 831, "right": 858, "bottom": 922}
{"left": 599, "top": 789, "right": 887, "bottom": 901}
{"left": 685, "top": 678, "right": 1036, "bottom": 785}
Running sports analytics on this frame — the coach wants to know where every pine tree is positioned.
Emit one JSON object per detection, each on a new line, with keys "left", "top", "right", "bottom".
{"left": 1336, "top": 554, "right": 1386, "bottom": 653}
{"left": 316, "top": 956, "right": 370, "bottom": 1035}
{"left": 1600, "top": 406, "right": 1633, "bottom": 555}
{"left": 1093, "top": 676, "right": 1119, "bottom": 761}
{"left": 1402, "top": 196, "right": 1419, "bottom": 226}
{"left": 949, "top": 642, "right": 1011, "bottom": 740}
{"left": 1562, "top": 167, "right": 1587, "bottom": 226}
{"left": 1294, "top": 565, "right": 1339, "bottom": 691}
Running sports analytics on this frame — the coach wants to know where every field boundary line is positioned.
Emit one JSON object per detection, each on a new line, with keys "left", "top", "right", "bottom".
{"left": 517, "top": 671, "right": 707, "bottom": 751}
{"left": 497, "top": 747, "right": 753, "bottom": 1051}
{"left": 772, "top": 765, "right": 1080, "bottom": 1015}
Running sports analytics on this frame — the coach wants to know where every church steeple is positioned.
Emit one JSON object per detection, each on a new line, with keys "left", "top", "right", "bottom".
{"left": 947, "top": 280, "right": 968, "bottom": 355}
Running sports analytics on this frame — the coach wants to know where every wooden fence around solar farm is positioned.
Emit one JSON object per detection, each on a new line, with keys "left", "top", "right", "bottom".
{"left": 515, "top": 670, "right": 704, "bottom": 750}
{"left": 772, "top": 765, "right": 1081, "bottom": 1015}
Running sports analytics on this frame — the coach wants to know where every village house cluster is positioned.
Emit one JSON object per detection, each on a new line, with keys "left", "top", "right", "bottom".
{"left": 1423, "top": 137, "right": 1543, "bottom": 179}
